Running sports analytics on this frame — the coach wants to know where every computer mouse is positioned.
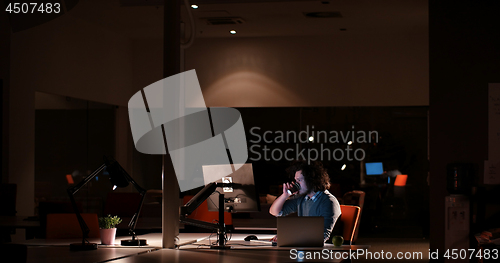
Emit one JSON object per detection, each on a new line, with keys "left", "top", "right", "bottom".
{"left": 244, "top": 235, "right": 258, "bottom": 241}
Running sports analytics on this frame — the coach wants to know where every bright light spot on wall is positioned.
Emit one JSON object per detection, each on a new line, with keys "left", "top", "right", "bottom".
{"left": 308, "top": 136, "right": 314, "bottom": 142}
{"left": 230, "top": 30, "right": 237, "bottom": 34}
{"left": 347, "top": 141, "right": 353, "bottom": 145}
{"left": 191, "top": 5, "right": 198, "bottom": 9}
{"left": 341, "top": 164, "right": 346, "bottom": 170}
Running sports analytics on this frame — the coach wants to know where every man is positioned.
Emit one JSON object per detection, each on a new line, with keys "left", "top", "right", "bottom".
{"left": 269, "top": 161, "right": 342, "bottom": 243}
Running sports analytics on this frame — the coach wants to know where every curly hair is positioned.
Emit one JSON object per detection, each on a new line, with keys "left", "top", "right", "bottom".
{"left": 286, "top": 160, "right": 331, "bottom": 193}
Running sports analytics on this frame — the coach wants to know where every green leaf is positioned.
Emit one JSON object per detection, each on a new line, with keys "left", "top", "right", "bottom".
{"left": 98, "top": 214, "right": 122, "bottom": 229}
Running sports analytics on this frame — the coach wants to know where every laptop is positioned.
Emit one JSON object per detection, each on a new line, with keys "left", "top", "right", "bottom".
{"left": 277, "top": 217, "right": 324, "bottom": 247}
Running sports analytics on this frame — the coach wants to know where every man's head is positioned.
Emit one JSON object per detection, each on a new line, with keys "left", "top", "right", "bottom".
{"left": 287, "top": 161, "right": 331, "bottom": 195}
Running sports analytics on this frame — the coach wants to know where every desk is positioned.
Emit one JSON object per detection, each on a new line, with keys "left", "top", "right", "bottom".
{"left": 19, "top": 233, "right": 162, "bottom": 247}
{"left": 111, "top": 248, "right": 349, "bottom": 263}
{"left": 14, "top": 233, "right": 369, "bottom": 263}
{"left": 0, "top": 216, "right": 40, "bottom": 241}
{"left": 179, "top": 233, "right": 369, "bottom": 250}
{"left": 26, "top": 246, "right": 157, "bottom": 263}
{"left": 12, "top": 234, "right": 160, "bottom": 263}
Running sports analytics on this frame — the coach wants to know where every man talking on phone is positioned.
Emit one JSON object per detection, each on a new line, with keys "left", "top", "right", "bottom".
{"left": 269, "top": 161, "right": 342, "bottom": 243}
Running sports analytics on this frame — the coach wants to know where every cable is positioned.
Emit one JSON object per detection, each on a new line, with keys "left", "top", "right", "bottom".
{"left": 209, "top": 229, "right": 217, "bottom": 246}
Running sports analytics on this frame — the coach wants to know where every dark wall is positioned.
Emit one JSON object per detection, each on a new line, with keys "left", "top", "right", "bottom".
{"left": 429, "top": 0, "right": 500, "bottom": 257}
{"left": 0, "top": 3, "right": 10, "bottom": 184}
{"left": 236, "top": 106, "right": 428, "bottom": 198}
{"left": 35, "top": 108, "right": 115, "bottom": 213}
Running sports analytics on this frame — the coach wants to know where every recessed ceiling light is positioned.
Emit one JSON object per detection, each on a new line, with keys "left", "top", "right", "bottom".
{"left": 191, "top": 5, "right": 198, "bottom": 9}
{"left": 230, "top": 30, "right": 236, "bottom": 34}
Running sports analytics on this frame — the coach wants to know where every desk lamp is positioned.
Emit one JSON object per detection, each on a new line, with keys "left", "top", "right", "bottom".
{"left": 67, "top": 156, "right": 147, "bottom": 251}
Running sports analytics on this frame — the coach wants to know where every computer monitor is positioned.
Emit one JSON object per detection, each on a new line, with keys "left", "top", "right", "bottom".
{"left": 203, "top": 163, "right": 260, "bottom": 213}
{"left": 365, "top": 162, "right": 384, "bottom": 175}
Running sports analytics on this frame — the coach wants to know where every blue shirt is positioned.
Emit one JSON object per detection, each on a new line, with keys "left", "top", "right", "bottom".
{"left": 278, "top": 190, "right": 341, "bottom": 242}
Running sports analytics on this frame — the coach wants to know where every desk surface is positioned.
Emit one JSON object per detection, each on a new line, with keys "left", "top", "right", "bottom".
{"left": 112, "top": 248, "right": 348, "bottom": 263}
{"left": 19, "top": 233, "right": 162, "bottom": 247}
{"left": 179, "top": 233, "right": 369, "bottom": 251}
{"left": 26, "top": 246, "right": 157, "bottom": 263}
{"left": 16, "top": 233, "right": 368, "bottom": 263}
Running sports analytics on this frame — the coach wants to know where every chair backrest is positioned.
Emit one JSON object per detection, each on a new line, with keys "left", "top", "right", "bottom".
{"left": 339, "top": 205, "right": 360, "bottom": 245}
{"left": 46, "top": 213, "right": 100, "bottom": 239}
{"left": 182, "top": 196, "right": 233, "bottom": 226}
{"left": 394, "top": 174, "right": 408, "bottom": 186}
{"left": 342, "top": 190, "right": 365, "bottom": 241}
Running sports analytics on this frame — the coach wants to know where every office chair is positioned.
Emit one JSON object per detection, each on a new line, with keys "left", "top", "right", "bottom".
{"left": 342, "top": 190, "right": 365, "bottom": 241}
{"left": 339, "top": 205, "right": 361, "bottom": 245}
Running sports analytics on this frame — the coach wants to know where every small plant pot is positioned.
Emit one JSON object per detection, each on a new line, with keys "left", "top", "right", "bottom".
{"left": 99, "top": 228, "right": 117, "bottom": 245}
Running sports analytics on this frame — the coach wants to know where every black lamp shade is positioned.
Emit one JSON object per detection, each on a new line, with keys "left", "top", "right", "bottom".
{"left": 104, "top": 156, "right": 130, "bottom": 188}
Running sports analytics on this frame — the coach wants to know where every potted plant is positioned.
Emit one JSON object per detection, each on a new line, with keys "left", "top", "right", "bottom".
{"left": 98, "top": 215, "right": 122, "bottom": 245}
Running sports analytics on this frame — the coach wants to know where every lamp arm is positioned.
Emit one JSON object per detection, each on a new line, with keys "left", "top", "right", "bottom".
{"left": 127, "top": 190, "right": 146, "bottom": 238}
{"left": 66, "top": 163, "right": 106, "bottom": 244}
{"left": 68, "top": 164, "right": 106, "bottom": 195}
{"left": 119, "top": 167, "right": 146, "bottom": 195}
{"left": 67, "top": 188, "right": 90, "bottom": 242}
{"left": 181, "top": 182, "right": 217, "bottom": 216}
{"left": 120, "top": 170, "right": 147, "bottom": 238}
{"left": 128, "top": 176, "right": 146, "bottom": 195}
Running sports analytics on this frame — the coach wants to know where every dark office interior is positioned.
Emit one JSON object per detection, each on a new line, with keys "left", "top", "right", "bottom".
{"left": 1, "top": 0, "right": 500, "bottom": 262}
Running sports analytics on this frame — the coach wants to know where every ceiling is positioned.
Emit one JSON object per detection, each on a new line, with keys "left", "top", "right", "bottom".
{"left": 88, "top": 0, "right": 427, "bottom": 38}
{"left": 181, "top": 0, "right": 428, "bottom": 37}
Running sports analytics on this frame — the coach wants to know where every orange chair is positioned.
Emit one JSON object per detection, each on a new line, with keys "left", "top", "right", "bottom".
{"left": 342, "top": 190, "right": 365, "bottom": 241}
{"left": 46, "top": 213, "right": 100, "bottom": 239}
{"left": 394, "top": 174, "right": 408, "bottom": 186}
{"left": 339, "top": 205, "right": 361, "bottom": 245}
{"left": 182, "top": 196, "right": 233, "bottom": 226}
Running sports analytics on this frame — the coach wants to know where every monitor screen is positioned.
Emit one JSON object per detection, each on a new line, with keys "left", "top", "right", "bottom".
{"left": 365, "top": 162, "right": 384, "bottom": 175}
{"left": 203, "top": 163, "right": 260, "bottom": 213}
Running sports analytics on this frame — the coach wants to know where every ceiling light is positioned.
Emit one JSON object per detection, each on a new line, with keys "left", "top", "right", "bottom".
{"left": 230, "top": 30, "right": 236, "bottom": 34}
{"left": 348, "top": 141, "right": 353, "bottom": 145}
{"left": 308, "top": 136, "right": 314, "bottom": 142}
{"left": 341, "top": 164, "right": 346, "bottom": 170}
{"left": 191, "top": 5, "right": 198, "bottom": 9}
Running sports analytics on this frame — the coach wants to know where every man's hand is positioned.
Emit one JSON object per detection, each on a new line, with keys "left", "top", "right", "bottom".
{"left": 283, "top": 182, "right": 294, "bottom": 196}
{"left": 269, "top": 183, "right": 293, "bottom": 216}
{"left": 270, "top": 235, "right": 277, "bottom": 242}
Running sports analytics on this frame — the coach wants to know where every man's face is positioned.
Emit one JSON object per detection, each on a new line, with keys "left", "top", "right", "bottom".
{"left": 294, "top": 170, "right": 309, "bottom": 195}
